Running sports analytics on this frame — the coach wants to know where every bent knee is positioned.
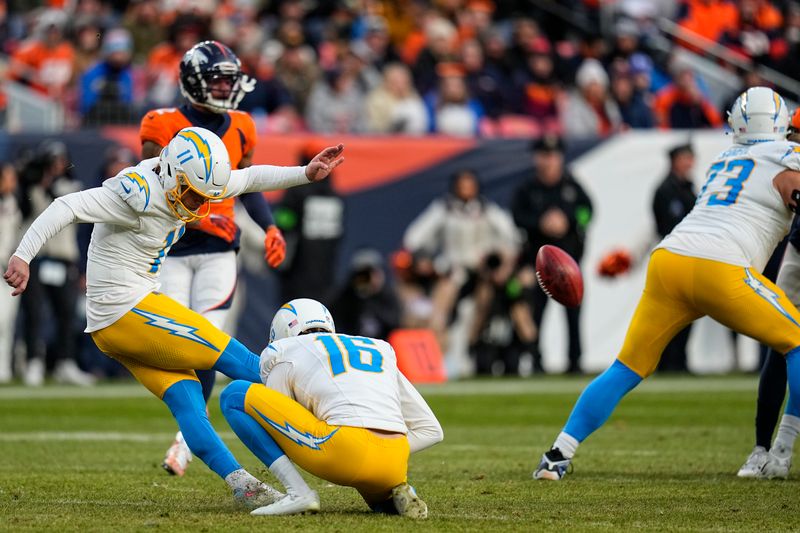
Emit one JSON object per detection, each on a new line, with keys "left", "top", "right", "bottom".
{"left": 219, "top": 379, "right": 252, "bottom": 412}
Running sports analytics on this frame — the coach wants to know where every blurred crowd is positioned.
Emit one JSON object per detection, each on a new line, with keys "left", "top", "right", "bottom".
{"left": 4, "top": 0, "right": 800, "bottom": 138}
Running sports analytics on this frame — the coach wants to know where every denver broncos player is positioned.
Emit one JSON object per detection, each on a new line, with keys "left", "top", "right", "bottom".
{"left": 4, "top": 127, "right": 345, "bottom": 508}
{"left": 139, "top": 40, "right": 287, "bottom": 476}
{"left": 220, "top": 298, "right": 443, "bottom": 517}
{"left": 533, "top": 87, "right": 800, "bottom": 480}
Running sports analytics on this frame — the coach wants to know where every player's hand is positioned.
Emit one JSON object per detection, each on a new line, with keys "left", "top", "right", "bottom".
{"left": 305, "top": 144, "right": 345, "bottom": 182}
{"left": 3, "top": 255, "right": 30, "bottom": 296}
{"left": 264, "top": 225, "right": 286, "bottom": 268}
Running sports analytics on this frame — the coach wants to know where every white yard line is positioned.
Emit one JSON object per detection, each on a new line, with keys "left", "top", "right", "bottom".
{"left": 0, "top": 376, "right": 759, "bottom": 401}
{"left": 0, "top": 431, "right": 236, "bottom": 442}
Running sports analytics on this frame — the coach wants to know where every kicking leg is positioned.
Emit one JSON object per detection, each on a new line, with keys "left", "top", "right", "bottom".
{"left": 534, "top": 249, "right": 700, "bottom": 480}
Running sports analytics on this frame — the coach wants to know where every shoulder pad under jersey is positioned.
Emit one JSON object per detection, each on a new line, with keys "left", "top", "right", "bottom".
{"left": 103, "top": 165, "right": 162, "bottom": 213}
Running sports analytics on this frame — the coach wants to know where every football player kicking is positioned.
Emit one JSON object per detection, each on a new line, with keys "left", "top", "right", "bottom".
{"left": 140, "top": 40, "right": 287, "bottom": 477}
{"left": 533, "top": 87, "right": 800, "bottom": 480}
{"left": 4, "top": 126, "right": 344, "bottom": 509}
{"left": 219, "top": 298, "right": 443, "bottom": 517}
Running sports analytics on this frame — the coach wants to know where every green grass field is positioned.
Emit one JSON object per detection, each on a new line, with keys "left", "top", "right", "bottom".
{"left": 1, "top": 376, "right": 799, "bottom": 532}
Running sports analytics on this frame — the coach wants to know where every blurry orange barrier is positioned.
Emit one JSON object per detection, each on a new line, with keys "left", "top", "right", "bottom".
{"left": 388, "top": 329, "right": 447, "bottom": 384}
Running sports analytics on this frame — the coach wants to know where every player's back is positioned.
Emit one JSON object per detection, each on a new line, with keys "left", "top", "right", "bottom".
{"left": 264, "top": 333, "right": 407, "bottom": 434}
{"left": 659, "top": 140, "right": 798, "bottom": 271}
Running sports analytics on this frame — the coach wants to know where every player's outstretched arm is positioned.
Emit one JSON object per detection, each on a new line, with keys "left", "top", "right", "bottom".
{"left": 774, "top": 169, "right": 800, "bottom": 212}
{"left": 226, "top": 144, "right": 345, "bottom": 197}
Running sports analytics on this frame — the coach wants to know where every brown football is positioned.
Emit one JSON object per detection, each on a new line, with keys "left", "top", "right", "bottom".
{"left": 535, "top": 245, "right": 584, "bottom": 308}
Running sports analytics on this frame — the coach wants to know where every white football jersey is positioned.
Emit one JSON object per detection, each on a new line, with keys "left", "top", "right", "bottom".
{"left": 13, "top": 158, "right": 309, "bottom": 332}
{"left": 659, "top": 141, "right": 800, "bottom": 271}
{"left": 261, "top": 333, "right": 438, "bottom": 436}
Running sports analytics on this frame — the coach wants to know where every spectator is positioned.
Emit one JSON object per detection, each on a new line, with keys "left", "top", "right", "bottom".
{"left": 720, "top": 0, "right": 783, "bottom": 63}
{"left": 305, "top": 68, "right": 366, "bottom": 133}
{"left": 144, "top": 14, "right": 208, "bottom": 108}
{"left": 72, "top": 16, "right": 104, "bottom": 78}
{"left": 17, "top": 141, "right": 95, "bottom": 387}
{"left": 412, "top": 16, "right": 459, "bottom": 95}
{"left": 80, "top": 28, "right": 136, "bottom": 126}
{"left": 561, "top": 58, "right": 622, "bottom": 140}
{"left": 611, "top": 70, "right": 655, "bottom": 129}
{"left": 676, "top": 0, "right": 739, "bottom": 49}
{"left": 0, "top": 163, "right": 21, "bottom": 383}
{"left": 274, "top": 44, "right": 321, "bottom": 115}
{"left": 236, "top": 42, "right": 301, "bottom": 133}
{"left": 274, "top": 156, "right": 345, "bottom": 306}
{"left": 462, "top": 38, "right": 511, "bottom": 119}
{"left": 652, "top": 59, "right": 723, "bottom": 129}
{"left": 122, "top": 0, "right": 165, "bottom": 65}
{"left": 360, "top": 15, "right": 401, "bottom": 69}
{"left": 652, "top": 143, "right": 697, "bottom": 372}
{"left": 331, "top": 249, "right": 402, "bottom": 340}
{"left": 513, "top": 38, "right": 561, "bottom": 128}
{"left": 8, "top": 9, "right": 74, "bottom": 100}
{"left": 365, "top": 62, "right": 429, "bottom": 135}
{"left": 425, "top": 63, "right": 484, "bottom": 136}
{"left": 511, "top": 135, "right": 593, "bottom": 374}
{"left": 403, "top": 169, "right": 520, "bottom": 362}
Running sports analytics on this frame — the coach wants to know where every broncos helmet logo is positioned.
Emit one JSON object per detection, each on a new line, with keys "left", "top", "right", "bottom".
{"left": 177, "top": 130, "right": 213, "bottom": 183}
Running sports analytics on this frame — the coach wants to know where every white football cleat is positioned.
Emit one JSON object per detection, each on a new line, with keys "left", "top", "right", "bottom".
{"left": 162, "top": 432, "right": 192, "bottom": 476}
{"left": 737, "top": 446, "right": 769, "bottom": 478}
{"left": 251, "top": 491, "right": 320, "bottom": 516}
{"left": 234, "top": 481, "right": 285, "bottom": 510}
{"left": 391, "top": 483, "right": 428, "bottom": 519}
{"left": 762, "top": 446, "right": 792, "bottom": 479}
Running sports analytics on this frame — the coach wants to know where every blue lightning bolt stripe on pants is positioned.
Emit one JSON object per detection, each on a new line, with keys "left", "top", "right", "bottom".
{"left": 220, "top": 380, "right": 410, "bottom": 504}
{"left": 90, "top": 292, "right": 263, "bottom": 479}
{"left": 91, "top": 292, "right": 260, "bottom": 397}
{"left": 561, "top": 249, "right": 800, "bottom": 444}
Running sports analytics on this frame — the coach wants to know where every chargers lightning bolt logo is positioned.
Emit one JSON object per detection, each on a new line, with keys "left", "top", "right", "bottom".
{"left": 177, "top": 130, "right": 213, "bottom": 183}
{"left": 131, "top": 308, "right": 218, "bottom": 350}
{"left": 120, "top": 172, "right": 150, "bottom": 209}
{"left": 744, "top": 269, "right": 800, "bottom": 326}
{"left": 252, "top": 408, "right": 338, "bottom": 450}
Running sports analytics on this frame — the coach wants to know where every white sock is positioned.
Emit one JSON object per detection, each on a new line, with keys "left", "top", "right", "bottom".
{"left": 270, "top": 456, "right": 311, "bottom": 496}
{"left": 553, "top": 432, "right": 579, "bottom": 459}
{"left": 772, "top": 414, "right": 800, "bottom": 458}
{"left": 224, "top": 468, "right": 260, "bottom": 491}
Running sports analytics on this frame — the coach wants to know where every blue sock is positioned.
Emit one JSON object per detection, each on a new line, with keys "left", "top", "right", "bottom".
{"left": 563, "top": 359, "right": 643, "bottom": 442}
{"left": 196, "top": 368, "right": 217, "bottom": 404}
{"left": 786, "top": 347, "right": 800, "bottom": 417}
{"left": 220, "top": 380, "right": 286, "bottom": 468}
{"left": 162, "top": 379, "right": 240, "bottom": 479}
{"left": 213, "top": 338, "right": 260, "bottom": 383}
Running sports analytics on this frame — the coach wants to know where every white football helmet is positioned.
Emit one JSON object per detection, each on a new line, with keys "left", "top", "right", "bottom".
{"left": 728, "top": 86, "right": 789, "bottom": 145}
{"left": 270, "top": 298, "right": 336, "bottom": 342}
{"left": 159, "top": 127, "right": 231, "bottom": 222}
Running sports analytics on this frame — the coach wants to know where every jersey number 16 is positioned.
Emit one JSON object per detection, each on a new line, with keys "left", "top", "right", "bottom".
{"left": 315, "top": 334, "right": 383, "bottom": 376}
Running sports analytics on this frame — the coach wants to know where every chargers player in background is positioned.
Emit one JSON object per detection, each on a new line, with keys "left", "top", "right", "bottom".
{"left": 220, "top": 298, "right": 443, "bottom": 517}
{"left": 533, "top": 87, "right": 800, "bottom": 480}
{"left": 4, "top": 126, "right": 345, "bottom": 507}
{"left": 737, "top": 108, "right": 800, "bottom": 479}
{"left": 139, "top": 40, "right": 288, "bottom": 476}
